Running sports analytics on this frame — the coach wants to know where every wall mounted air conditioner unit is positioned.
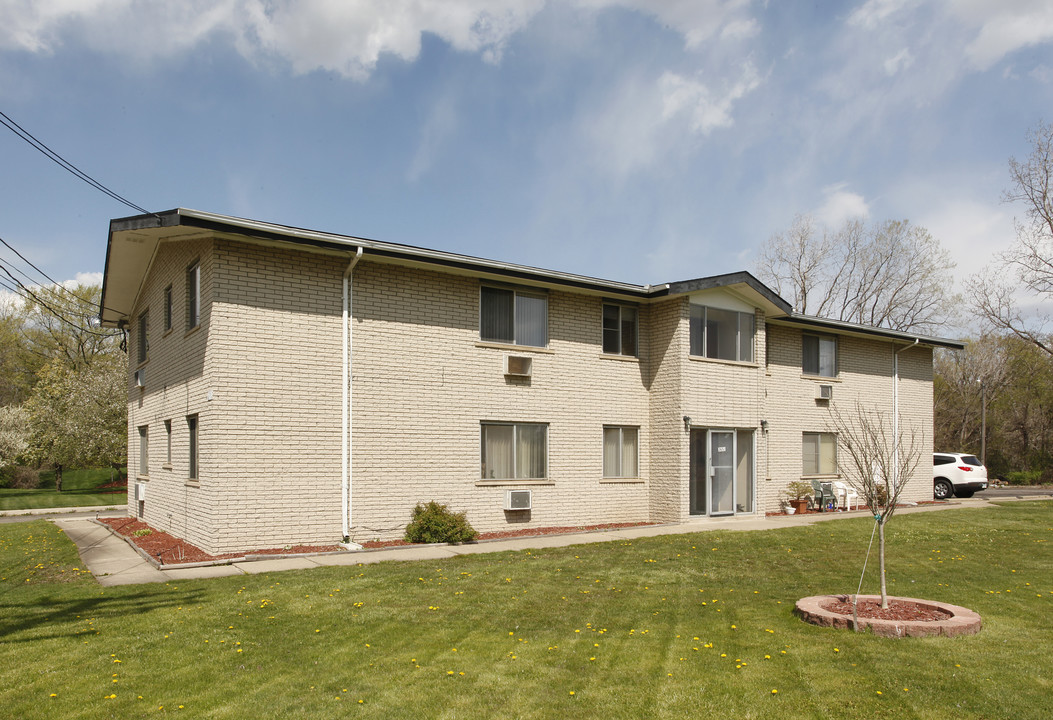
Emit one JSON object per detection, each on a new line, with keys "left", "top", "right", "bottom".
{"left": 134, "top": 369, "right": 145, "bottom": 388}
{"left": 505, "top": 355, "right": 532, "bottom": 378}
{"left": 505, "top": 489, "right": 532, "bottom": 511}
{"left": 134, "top": 483, "right": 146, "bottom": 502}
{"left": 817, "top": 384, "right": 833, "bottom": 400}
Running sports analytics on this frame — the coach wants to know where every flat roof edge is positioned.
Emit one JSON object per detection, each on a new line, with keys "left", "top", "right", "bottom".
{"left": 773, "top": 314, "right": 964, "bottom": 349}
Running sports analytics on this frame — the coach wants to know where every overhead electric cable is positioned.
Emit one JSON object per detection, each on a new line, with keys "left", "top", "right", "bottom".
{"left": 0, "top": 261, "right": 117, "bottom": 338}
{"left": 0, "top": 109, "right": 157, "bottom": 217}
{"left": 0, "top": 234, "right": 127, "bottom": 319}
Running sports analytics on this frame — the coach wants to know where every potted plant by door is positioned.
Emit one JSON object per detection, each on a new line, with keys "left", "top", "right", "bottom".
{"left": 783, "top": 481, "right": 813, "bottom": 514}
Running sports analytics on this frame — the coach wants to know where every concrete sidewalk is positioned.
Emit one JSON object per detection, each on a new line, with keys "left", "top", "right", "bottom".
{"left": 50, "top": 497, "right": 1004, "bottom": 587}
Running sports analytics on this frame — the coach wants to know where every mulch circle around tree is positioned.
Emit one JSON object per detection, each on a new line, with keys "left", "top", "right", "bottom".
{"left": 795, "top": 594, "right": 982, "bottom": 637}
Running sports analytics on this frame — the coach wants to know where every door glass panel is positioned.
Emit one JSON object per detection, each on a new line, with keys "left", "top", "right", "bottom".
{"left": 710, "top": 431, "right": 735, "bottom": 515}
{"left": 735, "top": 430, "right": 754, "bottom": 513}
{"left": 689, "top": 429, "right": 706, "bottom": 515}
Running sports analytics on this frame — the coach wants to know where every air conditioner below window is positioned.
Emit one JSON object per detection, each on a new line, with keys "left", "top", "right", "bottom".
{"left": 505, "top": 489, "right": 532, "bottom": 511}
{"left": 817, "top": 384, "right": 833, "bottom": 400}
{"left": 134, "top": 483, "right": 146, "bottom": 502}
{"left": 134, "top": 369, "right": 145, "bottom": 388}
{"left": 505, "top": 355, "right": 532, "bottom": 377}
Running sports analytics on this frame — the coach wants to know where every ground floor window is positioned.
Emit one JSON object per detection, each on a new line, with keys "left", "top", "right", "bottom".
{"left": 481, "top": 422, "right": 547, "bottom": 479}
{"left": 603, "top": 426, "right": 639, "bottom": 478}
{"left": 187, "top": 415, "right": 199, "bottom": 480}
{"left": 138, "top": 425, "right": 149, "bottom": 477}
{"left": 690, "top": 428, "right": 754, "bottom": 515}
{"left": 802, "top": 432, "right": 837, "bottom": 475}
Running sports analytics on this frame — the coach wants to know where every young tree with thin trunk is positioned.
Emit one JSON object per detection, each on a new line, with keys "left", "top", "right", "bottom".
{"left": 828, "top": 402, "right": 921, "bottom": 610}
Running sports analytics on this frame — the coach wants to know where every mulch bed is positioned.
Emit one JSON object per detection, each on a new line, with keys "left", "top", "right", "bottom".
{"left": 97, "top": 480, "right": 128, "bottom": 494}
{"left": 359, "top": 522, "right": 655, "bottom": 549}
{"left": 99, "top": 517, "right": 342, "bottom": 565}
{"left": 820, "top": 597, "right": 952, "bottom": 622}
{"left": 99, "top": 518, "right": 655, "bottom": 564}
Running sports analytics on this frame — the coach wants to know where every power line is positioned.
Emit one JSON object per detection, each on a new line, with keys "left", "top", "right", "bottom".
{"left": 0, "top": 109, "right": 156, "bottom": 217}
{"left": 0, "top": 261, "right": 118, "bottom": 339}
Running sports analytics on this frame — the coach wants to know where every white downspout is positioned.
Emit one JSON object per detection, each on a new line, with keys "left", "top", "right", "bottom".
{"left": 892, "top": 339, "right": 920, "bottom": 490}
{"left": 342, "top": 247, "right": 364, "bottom": 547}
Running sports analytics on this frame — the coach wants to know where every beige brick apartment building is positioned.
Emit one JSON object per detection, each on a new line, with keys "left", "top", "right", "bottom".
{"left": 100, "top": 209, "right": 962, "bottom": 555}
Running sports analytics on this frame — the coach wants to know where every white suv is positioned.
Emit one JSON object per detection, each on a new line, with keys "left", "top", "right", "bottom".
{"left": 933, "top": 453, "right": 988, "bottom": 499}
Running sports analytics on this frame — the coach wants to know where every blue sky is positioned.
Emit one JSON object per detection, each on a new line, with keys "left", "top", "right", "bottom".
{"left": 1, "top": 0, "right": 1052, "bottom": 295}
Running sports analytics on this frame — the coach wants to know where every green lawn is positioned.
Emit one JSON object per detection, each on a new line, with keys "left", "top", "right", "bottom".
{"left": 1, "top": 502, "right": 1050, "bottom": 719}
{"left": 0, "top": 467, "right": 126, "bottom": 511}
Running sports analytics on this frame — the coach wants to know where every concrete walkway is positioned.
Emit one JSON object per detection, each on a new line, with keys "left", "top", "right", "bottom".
{"left": 46, "top": 497, "right": 1014, "bottom": 587}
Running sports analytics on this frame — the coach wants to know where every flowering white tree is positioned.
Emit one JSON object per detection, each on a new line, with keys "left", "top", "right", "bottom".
{"left": 0, "top": 405, "right": 29, "bottom": 473}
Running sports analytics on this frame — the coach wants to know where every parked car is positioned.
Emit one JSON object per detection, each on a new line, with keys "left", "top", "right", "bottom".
{"left": 933, "top": 453, "right": 988, "bottom": 499}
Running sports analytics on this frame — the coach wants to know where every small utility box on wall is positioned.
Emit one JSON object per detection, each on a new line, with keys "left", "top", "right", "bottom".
{"left": 505, "top": 489, "right": 532, "bottom": 511}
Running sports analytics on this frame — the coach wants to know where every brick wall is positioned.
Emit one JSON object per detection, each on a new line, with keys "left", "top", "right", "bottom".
{"left": 349, "top": 260, "right": 651, "bottom": 543}
{"left": 123, "top": 235, "right": 940, "bottom": 553}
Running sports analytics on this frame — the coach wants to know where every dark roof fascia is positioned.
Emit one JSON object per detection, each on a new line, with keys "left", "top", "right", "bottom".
{"left": 109, "top": 208, "right": 658, "bottom": 300}
{"left": 775, "top": 313, "right": 965, "bottom": 349}
{"left": 658, "top": 271, "right": 793, "bottom": 314}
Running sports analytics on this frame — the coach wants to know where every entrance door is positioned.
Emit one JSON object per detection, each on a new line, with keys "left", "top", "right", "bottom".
{"left": 709, "top": 431, "right": 736, "bottom": 515}
{"left": 690, "top": 428, "right": 755, "bottom": 517}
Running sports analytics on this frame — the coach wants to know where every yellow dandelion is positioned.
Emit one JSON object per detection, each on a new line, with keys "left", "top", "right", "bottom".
{"left": 771, "top": 689, "right": 778, "bottom": 694}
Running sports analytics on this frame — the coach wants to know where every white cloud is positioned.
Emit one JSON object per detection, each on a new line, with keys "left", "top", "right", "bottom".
{"left": 1030, "top": 63, "right": 1053, "bottom": 82}
{"left": 953, "top": 0, "right": 1053, "bottom": 71}
{"left": 407, "top": 95, "right": 459, "bottom": 182}
{"left": 883, "top": 47, "right": 914, "bottom": 76}
{"left": 814, "top": 185, "right": 869, "bottom": 227}
{"left": 72, "top": 271, "right": 103, "bottom": 287}
{"left": 580, "top": 61, "right": 761, "bottom": 179}
{"left": 660, "top": 63, "right": 761, "bottom": 135}
{"left": 0, "top": 0, "right": 758, "bottom": 80}
{"left": 846, "top": 0, "right": 912, "bottom": 30}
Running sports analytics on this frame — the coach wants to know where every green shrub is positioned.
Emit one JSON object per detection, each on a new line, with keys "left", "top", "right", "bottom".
{"left": 132, "top": 528, "right": 153, "bottom": 538}
{"left": 0, "top": 466, "right": 42, "bottom": 490}
{"left": 405, "top": 501, "right": 478, "bottom": 544}
{"left": 1004, "top": 470, "right": 1044, "bottom": 486}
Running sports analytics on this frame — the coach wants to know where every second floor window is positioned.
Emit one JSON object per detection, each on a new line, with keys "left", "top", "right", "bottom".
{"left": 187, "top": 261, "right": 201, "bottom": 329}
{"left": 803, "top": 334, "right": 837, "bottom": 377}
{"left": 602, "top": 304, "right": 638, "bottom": 356}
{"left": 480, "top": 287, "right": 547, "bottom": 347}
{"left": 137, "top": 310, "right": 149, "bottom": 364}
{"left": 689, "top": 305, "right": 754, "bottom": 362}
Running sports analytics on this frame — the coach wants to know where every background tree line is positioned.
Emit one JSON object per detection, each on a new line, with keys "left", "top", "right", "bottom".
{"left": 0, "top": 283, "right": 126, "bottom": 490}
{"left": 758, "top": 121, "right": 1053, "bottom": 485}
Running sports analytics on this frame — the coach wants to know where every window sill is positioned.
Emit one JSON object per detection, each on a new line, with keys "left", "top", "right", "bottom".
{"left": 475, "top": 341, "right": 554, "bottom": 354}
{"left": 599, "top": 478, "right": 645, "bottom": 484}
{"left": 185, "top": 480, "right": 201, "bottom": 488}
{"left": 476, "top": 479, "right": 555, "bottom": 487}
{"left": 801, "top": 374, "right": 841, "bottom": 382}
{"left": 162, "top": 328, "right": 173, "bottom": 338}
{"left": 136, "top": 475, "right": 150, "bottom": 482}
{"left": 598, "top": 353, "right": 639, "bottom": 362}
{"left": 688, "top": 355, "right": 759, "bottom": 368}
{"left": 161, "top": 463, "right": 173, "bottom": 471}
{"left": 801, "top": 474, "right": 841, "bottom": 480}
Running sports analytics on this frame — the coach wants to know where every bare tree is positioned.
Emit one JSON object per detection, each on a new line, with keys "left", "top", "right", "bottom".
{"left": 828, "top": 401, "right": 922, "bottom": 610}
{"left": 933, "top": 337, "right": 1008, "bottom": 456}
{"left": 760, "top": 215, "right": 957, "bottom": 332}
{"left": 975, "top": 121, "right": 1053, "bottom": 355}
